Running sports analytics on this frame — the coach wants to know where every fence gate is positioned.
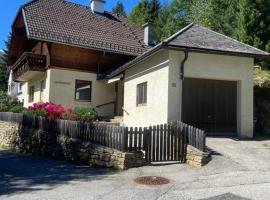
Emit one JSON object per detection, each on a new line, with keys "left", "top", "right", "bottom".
{"left": 143, "top": 123, "right": 187, "bottom": 163}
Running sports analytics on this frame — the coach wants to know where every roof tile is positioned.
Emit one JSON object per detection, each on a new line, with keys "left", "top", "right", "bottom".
{"left": 22, "top": 0, "right": 149, "bottom": 56}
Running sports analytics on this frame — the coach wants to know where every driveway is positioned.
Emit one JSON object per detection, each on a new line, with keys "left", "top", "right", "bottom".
{"left": 1, "top": 137, "right": 270, "bottom": 200}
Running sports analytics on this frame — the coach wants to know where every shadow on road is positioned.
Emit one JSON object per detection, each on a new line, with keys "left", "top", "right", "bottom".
{"left": 0, "top": 150, "right": 113, "bottom": 196}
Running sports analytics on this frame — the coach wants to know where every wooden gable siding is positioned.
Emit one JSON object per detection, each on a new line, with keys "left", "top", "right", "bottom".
{"left": 50, "top": 43, "right": 133, "bottom": 73}
{"left": 8, "top": 13, "right": 36, "bottom": 66}
{"left": 32, "top": 42, "right": 51, "bottom": 67}
{"left": 9, "top": 28, "right": 29, "bottom": 66}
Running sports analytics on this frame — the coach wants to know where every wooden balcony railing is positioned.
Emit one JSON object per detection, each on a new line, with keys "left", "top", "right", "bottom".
{"left": 12, "top": 52, "right": 47, "bottom": 80}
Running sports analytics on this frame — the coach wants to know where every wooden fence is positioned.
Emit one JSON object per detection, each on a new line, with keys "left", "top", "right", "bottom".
{"left": 0, "top": 112, "right": 206, "bottom": 161}
{"left": 126, "top": 121, "right": 206, "bottom": 162}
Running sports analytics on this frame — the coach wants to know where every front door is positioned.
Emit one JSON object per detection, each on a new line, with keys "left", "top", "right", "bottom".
{"left": 182, "top": 78, "right": 237, "bottom": 135}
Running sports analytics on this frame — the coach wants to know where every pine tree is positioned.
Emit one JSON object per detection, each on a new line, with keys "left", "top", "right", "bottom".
{"left": 128, "top": 0, "right": 150, "bottom": 26}
{"left": 112, "top": 0, "right": 127, "bottom": 17}
{"left": 237, "top": 0, "right": 270, "bottom": 52}
{"left": 128, "top": 0, "right": 161, "bottom": 26}
{"left": 155, "top": 1, "right": 170, "bottom": 42}
{"left": 0, "top": 34, "right": 10, "bottom": 91}
{"left": 161, "top": 0, "right": 191, "bottom": 40}
{"left": 148, "top": 0, "right": 161, "bottom": 22}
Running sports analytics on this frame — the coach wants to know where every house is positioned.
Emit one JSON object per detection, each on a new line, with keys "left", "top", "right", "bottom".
{"left": 8, "top": 0, "right": 269, "bottom": 138}
{"left": 7, "top": 69, "right": 24, "bottom": 102}
{"left": 8, "top": 0, "right": 148, "bottom": 118}
{"left": 107, "top": 24, "right": 269, "bottom": 138}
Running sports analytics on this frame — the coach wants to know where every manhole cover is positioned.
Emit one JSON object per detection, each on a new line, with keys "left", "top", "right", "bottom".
{"left": 134, "top": 176, "right": 170, "bottom": 185}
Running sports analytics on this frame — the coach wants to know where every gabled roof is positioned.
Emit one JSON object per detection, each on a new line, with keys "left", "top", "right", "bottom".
{"left": 16, "top": 0, "right": 149, "bottom": 56}
{"left": 107, "top": 24, "right": 270, "bottom": 78}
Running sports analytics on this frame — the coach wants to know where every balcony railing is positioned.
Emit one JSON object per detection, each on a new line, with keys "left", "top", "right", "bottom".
{"left": 12, "top": 52, "right": 47, "bottom": 81}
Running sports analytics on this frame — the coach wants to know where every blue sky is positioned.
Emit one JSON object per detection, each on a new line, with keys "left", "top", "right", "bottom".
{"left": 0, "top": 0, "right": 141, "bottom": 51}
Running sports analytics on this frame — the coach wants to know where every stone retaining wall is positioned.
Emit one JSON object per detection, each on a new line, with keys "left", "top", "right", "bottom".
{"left": 0, "top": 122, "right": 20, "bottom": 148}
{"left": 186, "top": 145, "right": 211, "bottom": 168}
{"left": 0, "top": 121, "right": 146, "bottom": 170}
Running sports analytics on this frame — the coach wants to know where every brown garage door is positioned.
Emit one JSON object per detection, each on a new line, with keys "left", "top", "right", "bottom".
{"left": 182, "top": 78, "right": 237, "bottom": 136}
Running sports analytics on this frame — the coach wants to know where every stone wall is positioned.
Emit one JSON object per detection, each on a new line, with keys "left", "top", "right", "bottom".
{"left": 0, "top": 121, "right": 146, "bottom": 170}
{"left": 186, "top": 145, "right": 211, "bottom": 168}
{"left": 89, "top": 144, "right": 146, "bottom": 169}
{"left": 0, "top": 122, "right": 20, "bottom": 148}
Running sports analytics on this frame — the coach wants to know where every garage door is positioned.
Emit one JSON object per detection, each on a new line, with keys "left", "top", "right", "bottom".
{"left": 182, "top": 78, "right": 237, "bottom": 136}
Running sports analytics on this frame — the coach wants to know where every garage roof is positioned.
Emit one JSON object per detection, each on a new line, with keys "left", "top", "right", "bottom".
{"left": 165, "top": 24, "right": 269, "bottom": 56}
{"left": 107, "top": 24, "right": 270, "bottom": 78}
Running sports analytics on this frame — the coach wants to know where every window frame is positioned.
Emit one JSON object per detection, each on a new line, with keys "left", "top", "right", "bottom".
{"left": 29, "top": 86, "right": 35, "bottom": 103}
{"left": 75, "top": 80, "right": 92, "bottom": 102}
{"left": 40, "top": 80, "right": 45, "bottom": 93}
{"left": 136, "top": 82, "right": 147, "bottom": 106}
{"left": 18, "top": 83, "right": 23, "bottom": 95}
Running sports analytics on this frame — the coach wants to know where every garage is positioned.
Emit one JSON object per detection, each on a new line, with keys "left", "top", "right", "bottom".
{"left": 182, "top": 78, "right": 237, "bottom": 136}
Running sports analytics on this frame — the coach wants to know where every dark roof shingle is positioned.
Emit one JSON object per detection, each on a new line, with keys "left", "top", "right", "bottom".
{"left": 21, "top": 0, "right": 149, "bottom": 56}
{"left": 107, "top": 24, "right": 270, "bottom": 78}
{"left": 166, "top": 24, "right": 269, "bottom": 56}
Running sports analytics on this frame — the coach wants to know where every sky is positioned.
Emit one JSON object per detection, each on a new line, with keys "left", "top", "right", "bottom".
{"left": 0, "top": 0, "right": 141, "bottom": 50}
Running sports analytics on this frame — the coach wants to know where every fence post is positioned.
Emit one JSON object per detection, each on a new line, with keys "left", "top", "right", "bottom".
{"left": 203, "top": 131, "right": 206, "bottom": 152}
{"left": 143, "top": 127, "right": 149, "bottom": 161}
{"left": 122, "top": 127, "right": 128, "bottom": 152}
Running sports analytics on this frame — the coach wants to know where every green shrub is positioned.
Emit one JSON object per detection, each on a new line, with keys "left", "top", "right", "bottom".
{"left": 22, "top": 108, "right": 47, "bottom": 118}
{"left": 254, "top": 68, "right": 270, "bottom": 135}
{"left": 9, "top": 104, "right": 25, "bottom": 113}
{"left": 0, "top": 90, "right": 10, "bottom": 112}
{"left": 73, "top": 107, "right": 97, "bottom": 123}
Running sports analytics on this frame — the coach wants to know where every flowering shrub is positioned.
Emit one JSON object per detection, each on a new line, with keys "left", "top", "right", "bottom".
{"left": 24, "top": 102, "right": 78, "bottom": 120}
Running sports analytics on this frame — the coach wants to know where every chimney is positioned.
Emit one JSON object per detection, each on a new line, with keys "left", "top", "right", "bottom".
{"left": 143, "top": 22, "right": 155, "bottom": 46}
{"left": 91, "top": 0, "right": 105, "bottom": 14}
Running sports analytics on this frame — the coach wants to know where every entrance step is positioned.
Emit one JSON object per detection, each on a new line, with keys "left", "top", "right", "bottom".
{"left": 95, "top": 116, "right": 123, "bottom": 126}
{"left": 110, "top": 116, "right": 123, "bottom": 124}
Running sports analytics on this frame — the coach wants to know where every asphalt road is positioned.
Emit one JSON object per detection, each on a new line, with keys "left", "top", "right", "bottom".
{"left": 1, "top": 137, "right": 270, "bottom": 200}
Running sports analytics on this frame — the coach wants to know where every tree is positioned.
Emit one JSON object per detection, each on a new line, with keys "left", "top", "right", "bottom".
{"left": 112, "top": 0, "right": 127, "bottom": 17}
{"left": 128, "top": 0, "right": 161, "bottom": 26}
{"left": 161, "top": 0, "right": 191, "bottom": 40}
{"left": 187, "top": 0, "right": 211, "bottom": 27}
{"left": 155, "top": 1, "right": 170, "bottom": 42}
{"left": 128, "top": 0, "right": 150, "bottom": 26}
{"left": 187, "top": 0, "right": 238, "bottom": 38}
{"left": 148, "top": 0, "right": 161, "bottom": 23}
{"left": 236, "top": 0, "right": 270, "bottom": 52}
{"left": 0, "top": 33, "right": 10, "bottom": 91}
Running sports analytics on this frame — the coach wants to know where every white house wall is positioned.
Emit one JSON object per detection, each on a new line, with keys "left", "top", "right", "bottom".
{"left": 123, "top": 50, "right": 169, "bottom": 127}
{"left": 23, "top": 68, "right": 116, "bottom": 117}
{"left": 48, "top": 68, "right": 116, "bottom": 117}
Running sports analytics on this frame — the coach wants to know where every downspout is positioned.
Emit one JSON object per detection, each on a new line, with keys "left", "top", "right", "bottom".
{"left": 180, "top": 50, "right": 189, "bottom": 80}
{"left": 179, "top": 50, "right": 189, "bottom": 122}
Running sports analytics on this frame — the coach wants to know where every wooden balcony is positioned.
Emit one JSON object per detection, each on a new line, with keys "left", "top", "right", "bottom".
{"left": 12, "top": 52, "right": 47, "bottom": 81}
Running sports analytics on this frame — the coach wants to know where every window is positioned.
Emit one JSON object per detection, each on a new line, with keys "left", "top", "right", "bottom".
{"left": 29, "top": 86, "right": 34, "bottom": 103}
{"left": 18, "top": 83, "right": 23, "bottom": 94}
{"left": 40, "top": 80, "right": 45, "bottom": 92}
{"left": 137, "top": 82, "right": 147, "bottom": 106}
{"left": 75, "top": 80, "right": 92, "bottom": 101}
